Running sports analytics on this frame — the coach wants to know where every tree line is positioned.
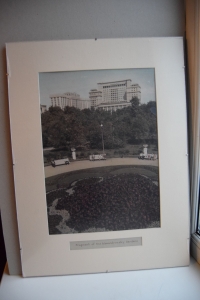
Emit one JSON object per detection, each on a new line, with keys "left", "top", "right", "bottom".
{"left": 41, "top": 98, "right": 158, "bottom": 151}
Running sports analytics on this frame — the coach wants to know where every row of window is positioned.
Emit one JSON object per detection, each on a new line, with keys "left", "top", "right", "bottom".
{"left": 102, "top": 84, "right": 126, "bottom": 88}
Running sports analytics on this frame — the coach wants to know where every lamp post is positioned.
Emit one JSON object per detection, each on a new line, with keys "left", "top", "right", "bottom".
{"left": 100, "top": 123, "right": 105, "bottom": 155}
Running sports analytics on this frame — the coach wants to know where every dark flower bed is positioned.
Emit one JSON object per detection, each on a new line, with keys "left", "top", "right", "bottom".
{"left": 46, "top": 173, "right": 160, "bottom": 234}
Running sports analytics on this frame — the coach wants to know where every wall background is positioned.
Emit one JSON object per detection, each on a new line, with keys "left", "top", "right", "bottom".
{"left": 0, "top": 0, "right": 185, "bottom": 275}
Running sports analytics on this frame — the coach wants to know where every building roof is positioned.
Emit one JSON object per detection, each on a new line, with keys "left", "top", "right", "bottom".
{"left": 97, "top": 79, "right": 132, "bottom": 85}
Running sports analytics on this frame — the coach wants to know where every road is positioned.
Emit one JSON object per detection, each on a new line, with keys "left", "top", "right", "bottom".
{"left": 44, "top": 158, "right": 158, "bottom": 178}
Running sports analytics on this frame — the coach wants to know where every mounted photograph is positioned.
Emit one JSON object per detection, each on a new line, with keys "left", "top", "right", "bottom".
{"left": 6, "top": 38, "right": 190, "bottom": 276}
{"left": 39, "top": 68, "right": 160, "bottom": 235}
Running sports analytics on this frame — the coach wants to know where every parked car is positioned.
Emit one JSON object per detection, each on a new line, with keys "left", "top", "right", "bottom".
{"left": 51, "top": 158, "right": 70, "bottom": 167}
{"left": 89, "top": 154, "right": 106, "bottom": 161}
{"left": 138, "top": 153, "right": 157, "bottom": 160}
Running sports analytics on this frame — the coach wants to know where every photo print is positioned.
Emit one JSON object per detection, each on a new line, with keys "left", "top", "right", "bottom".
{"left": 39, "top": 68, "right": 160, "bottom": 235}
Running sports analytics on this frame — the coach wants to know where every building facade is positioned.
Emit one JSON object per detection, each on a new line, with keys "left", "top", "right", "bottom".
{"left": 49, "top": 80, "right": 141, "bottom": 112}
{"left": 97, "top": 79, "right": 131, "bottom": 103}
{"left": 89, "top": 89, "right": 102, "bottom": 107}
{"left": 96, "top": 101, "right": 132, "bottom": 112}
{"left": 90, "top": 79, "right": 141, "bottom": 111}
{"left": 126, "top": 83, "right": 141, "bottom": 101}
{"left": 50, "top": 92, "right": 91, "bottom": 110}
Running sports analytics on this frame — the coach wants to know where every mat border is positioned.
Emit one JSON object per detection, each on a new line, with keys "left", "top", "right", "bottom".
{"left": 6, "top": 38, "right": 190, "bottom": 277}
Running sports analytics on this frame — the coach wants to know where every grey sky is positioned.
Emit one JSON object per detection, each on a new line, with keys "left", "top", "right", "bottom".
{"left": 39, "top": 68, "right": 156, "bottom": 108}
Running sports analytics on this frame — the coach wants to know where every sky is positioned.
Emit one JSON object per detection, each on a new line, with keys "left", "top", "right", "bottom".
{"left": 39, "top": 68, "right": 156, "bottom": 108}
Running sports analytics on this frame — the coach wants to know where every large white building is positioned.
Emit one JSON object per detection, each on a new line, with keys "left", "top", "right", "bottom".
{"left": 126, "top": 83, "right": 141, "bottom": 102}
{"left": 89, "top": 89, "right": 102, "bottom": 107}
{"left": 98, "top": 79, "right": 131, "bottom": 103}
{"left": 50, "top": 79, "right": 141, "bottom": 112}
{"left": 89, "top": 79, "right": 141, "bottom": 112}
{"left": 50, "top": 92, "right": 91, "bottom": 110}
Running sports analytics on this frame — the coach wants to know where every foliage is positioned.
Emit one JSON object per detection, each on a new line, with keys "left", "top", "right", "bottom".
{"left": 41, "top": 98, "right": 157, "bottom": 150}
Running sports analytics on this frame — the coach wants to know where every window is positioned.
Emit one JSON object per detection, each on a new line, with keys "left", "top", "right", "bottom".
{"left": 197, "top": 195, "right": 200, "bottom": 235}
{"left": 186, "top": 0, "right": 200, "bottom": 264}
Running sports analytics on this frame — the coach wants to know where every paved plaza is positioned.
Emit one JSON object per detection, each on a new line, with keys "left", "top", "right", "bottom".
{"left": 44, "top": 157, "right": 159, "bottom": 178}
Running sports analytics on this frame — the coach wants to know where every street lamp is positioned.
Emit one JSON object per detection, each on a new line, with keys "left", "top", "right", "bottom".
{"left": 100, "top": 123, "right": 105, "bottom": 155}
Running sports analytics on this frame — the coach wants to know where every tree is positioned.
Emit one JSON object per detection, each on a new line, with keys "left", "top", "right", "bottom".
{"left": 41, "top": 100, "right": 158, "bottom": 151}
{"left": 41, "top": 106, "right": 67, "bottom": 148}
{"left": 130, "top": 97, "right": 140, "bottom": 117}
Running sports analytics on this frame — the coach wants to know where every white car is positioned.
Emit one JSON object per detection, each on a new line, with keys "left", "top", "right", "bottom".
{"left": 138, "top": 153, "right": 157, "bottom": 160}
{"left": 51, "top": 158, "right": 70, "bottom": 167}
{"left": 89, "top": 154, "right": 106, "bottom": 161}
